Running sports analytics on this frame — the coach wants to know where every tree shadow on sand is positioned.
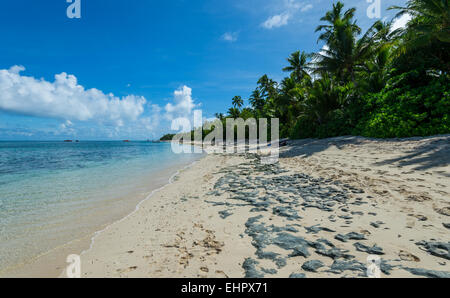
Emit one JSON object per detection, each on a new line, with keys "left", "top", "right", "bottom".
{"left": 279, "top": 136, "right": 368, "bottom": 159}
{"left": 279, "top": 135, "right": 450, "bottom": 174}
{"left": 372, "top": 136, "right": 450, "bottom": 173}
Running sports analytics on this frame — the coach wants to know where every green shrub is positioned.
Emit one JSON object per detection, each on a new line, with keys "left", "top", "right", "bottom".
{"left": 356, "top": 73, "right": 450, "bottom": 138}
{"left": 290, "top": 109, "right": 352, "bottom": 139}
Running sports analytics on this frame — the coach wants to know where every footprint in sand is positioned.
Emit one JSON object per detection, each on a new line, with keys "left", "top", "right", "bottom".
{"left": 408, "top": 214, "right": 428, "bottom": 222}
{"left": 117, "top": 266, "right": 138, "bottom": 274}
{"left": 406, "top": 219, "right": 415, "bottom": 229}
{"left": 434, "top": 206, "right": 450, "bottom": 217}
{"left": 399, "top": 250, "right": 420, "bottom": 262}
{"left": 406, "top": 194, "right": 431, "bottom": 202}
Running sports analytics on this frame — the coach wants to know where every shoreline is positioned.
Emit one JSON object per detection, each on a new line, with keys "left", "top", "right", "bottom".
{"left": 78, "top": 158, "right": 202, "bottom": 261}
{"left": 1, "top": 154, "right": 204, "bottom": 278}
{"left": 4, "top": 135, "right": 450, "bottom": 278}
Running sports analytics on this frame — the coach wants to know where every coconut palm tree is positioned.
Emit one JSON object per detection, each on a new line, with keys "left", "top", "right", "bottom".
{"left": 231, "top": 96, "right": 244, "bottom": 109}
{"left": 313, "top": 1, "right": 380, "bottom": 84}
{"left": 369, "top": 20, "right": 401, "bottom": 44}
{"left": 360, "top": 45, "right": 391, "bottom": 92}
{"left": 275, "top": 76, "right": 308, "bottom": 128}
{"left": 299, "top": 73, "right": 349, "bottom": 125}
{"left": 249, "top": 89, "right": 265, "bottom": 112}
{"left": 282, "top": 51, "right": 311, "bottom": 82}
{"left": 389, "top": 0, "right": 450, "bottom": 43}
{"left": 389, "top": 0, "right": 450, "bottom": 71}
{"left": 227, "top": 107, "right": 241, "bottom": 119}
{"left": 214, "top": 113, "right": 224, "bottom": 121}
{"left": 357, "top": 20, "right": 397, "bottom": 92}
{"left": 314, "top": 24, "right": 374, "bottom": 83}
{"left": 257, "top": 75, "right": 278, "bottom": 100}
{"left": 315, "top": 1, "right": 361, "bottom": 45}
{"left": 313, "top": 2, "right": 369, "bottom": 82}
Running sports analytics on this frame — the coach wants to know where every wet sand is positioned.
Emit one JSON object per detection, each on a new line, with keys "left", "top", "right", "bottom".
{"left": 1, "top": 160, "right": 202, "bottom": 278}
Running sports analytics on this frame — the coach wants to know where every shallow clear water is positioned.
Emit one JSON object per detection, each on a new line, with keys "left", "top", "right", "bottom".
{"left": 0, "top": 141, "right": 201, "bottom": 272}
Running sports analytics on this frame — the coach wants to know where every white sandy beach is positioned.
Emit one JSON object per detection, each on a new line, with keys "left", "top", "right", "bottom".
{"left": 74, "top": 135, "right": 450, "bottom": 278}
{"left": 6, "top": 135, "right": 450, "bottom": 278}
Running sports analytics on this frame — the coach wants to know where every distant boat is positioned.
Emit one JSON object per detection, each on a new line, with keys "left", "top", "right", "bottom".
{"left": 64, "top": 140, "right": 73, "bottom": 143}
{"left": 123, "top": 140, "right": 130, "bottom": 143}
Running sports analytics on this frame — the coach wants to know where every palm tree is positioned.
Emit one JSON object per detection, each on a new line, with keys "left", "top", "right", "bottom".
{"left": 314, "top": 2, "right": 374, "bottom": 83}
{"left": 282, "top": 51, "right": 311, "bottom": 82}
{"left": 300, "top": 74, "right": 349, "bottom": 125}
{"left": 227, "top": 107, "right": 241, "bottom": 119}
{"left": 360, "top": 45, "right": 391, "bottom": 92}
{"left": 231, "top": 96, "right": 244, "bottom": 109}
{"left": 275, "top": 76, "right": 307, "bottom": 127}
{"left": 315, "top": 1, "right": 361, "bottom": 45}
{"left": 389, "top": 0, "right": 450, "bottom": 43}
{"left": 357, "top": 20, "right": 397, "bottom": 92}
{"left": 369, "top": 20, "right": 401, "bottom": 44}
{"left": 249, "top": 89, "right": 265, "bottom": 112}
{"left": 389, "top": 0, "right": 450, "bottom": 71}
{"left": 314, "top": 25, "right": 374, "bottom": 83}
{"left": 257, "top": 75, "right": 278, "bottom": 99}
{"left": 214, "top": 113, "right": 224, "bottom": 121}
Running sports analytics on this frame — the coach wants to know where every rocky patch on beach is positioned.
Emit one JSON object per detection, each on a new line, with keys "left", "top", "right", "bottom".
{"left": 204, "top": 153, "right": 450, "bottom": 278}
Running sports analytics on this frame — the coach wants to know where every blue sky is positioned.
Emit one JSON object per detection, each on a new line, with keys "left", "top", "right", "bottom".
{"left": 0, "top": 0, "right": 407, "bottom": 140}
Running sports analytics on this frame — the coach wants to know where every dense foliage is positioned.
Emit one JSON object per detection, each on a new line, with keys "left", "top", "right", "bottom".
{"left": 215, "top": 0, "right": 450, "bottom": 140}
{"left": 160, "top": 133, "right": 176, "bottom": 141}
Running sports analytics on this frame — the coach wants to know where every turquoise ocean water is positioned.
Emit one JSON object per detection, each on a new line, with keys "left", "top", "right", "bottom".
{"left": 0, "top": 141, "right": 201, "bottom": 273}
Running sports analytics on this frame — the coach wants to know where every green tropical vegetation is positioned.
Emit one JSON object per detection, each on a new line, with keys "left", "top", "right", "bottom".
{"left": 160, "top": 133, "right": 176, "bottom": 141}
{"left": 162, "top": 0, "right": 449, "bottom": 141}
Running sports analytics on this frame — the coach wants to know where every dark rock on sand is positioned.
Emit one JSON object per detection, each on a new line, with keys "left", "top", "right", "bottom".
{"left": 370, "top": 221, "right": 384, "bottom": 228}
{"left": 338, "top": 215, "right": 353, "bottom": 220}
{"left": 273, "top": 233, "right": 311, "bottom": 258}
{"left": 304, "top": 225, "right": 335, "bottom": 234}
{"left": 272, "top": 206, "right": 300, "bottom": 220}
{"left": 334, "top": 232, "right": 366, "bottom": 242}
{"left": 218, "top": 210, "right": 233, "bottom": 219}
{"left": 416, "top": 241, "right": 450, "bottom": 260}
{"left": 285, "top": 226, "right": 299, "bottom": 233}
{"left": 274, "top": 257, "right": 287, "bottom": 269}
{"left": 380, "top": 260, "right": 396, "bottom": 275}
{"left": 329, "top": 260, "right": 366, "bottom": 274}
{"left": 289, "top": 246, "right": 310, "bottom": 258}
{"left": 289, "top": 273, "right": 306, "bottom": 278}
{"left": 403, "top": 267, "right": 450, "bottom": 278}
{"left": 313, "top": 238, "right": 336, "bottom": 249}
{"left": 302, "top": 260, "right": 325, "bottom": 272}
{"left": 316, "top": 247, "right": 354, "bottom": 260}
{"left": 242, "top": 258, "right": 264, "bottom": 278}
{"left": 261, "top": 268, "right": 277, "bottom": 275}
{"left": 256, "top": 251, "right": 279, "bottom": 260}
{"left": 353, "top": 242, "right": 385, "bottom": 255}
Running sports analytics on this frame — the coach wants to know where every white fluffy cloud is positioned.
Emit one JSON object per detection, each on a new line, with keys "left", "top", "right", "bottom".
{"left": 0, "top": 66, "right": 146, "bottom": 126}
{"left": 164, "top": 85, "right": 198, "bottom": 120}
{"left": 262, "top": 1, "right": 313, "bottom": 29}
{"left": 262, "top": 13, "right": 291, "bottom": 29}
{"left": 0, "top": 66, "right": 203, "bottom": 139}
